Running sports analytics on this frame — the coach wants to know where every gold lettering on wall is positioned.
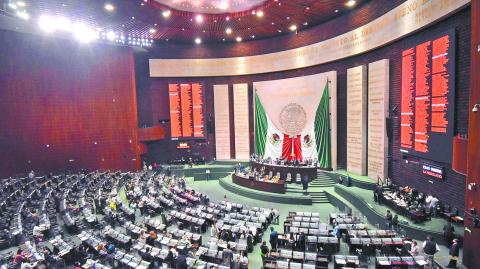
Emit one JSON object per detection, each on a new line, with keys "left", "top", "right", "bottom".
{"left": 150, "top": 0, "right": 468, "bottom": 77}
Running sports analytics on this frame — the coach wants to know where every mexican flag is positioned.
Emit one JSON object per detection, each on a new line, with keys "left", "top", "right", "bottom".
{"left": 254, "top": 81, "right": 332, "bottom": 169}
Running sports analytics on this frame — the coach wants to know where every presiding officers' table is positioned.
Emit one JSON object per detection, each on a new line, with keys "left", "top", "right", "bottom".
{"left": 232, "top": 173, "right": 286, "bottom": 193}
{"left": 251, "top": 160, "right": 317, "bottom": 181}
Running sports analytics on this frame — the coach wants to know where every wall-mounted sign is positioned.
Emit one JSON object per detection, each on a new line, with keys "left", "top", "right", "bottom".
{"left": 177, "top": 142, "right": 190, "bottom": 149}
{"left": 422, "top": 162, "right": 444, "bottom": 179}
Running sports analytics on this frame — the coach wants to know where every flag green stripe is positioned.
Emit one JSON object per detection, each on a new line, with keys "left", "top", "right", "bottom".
{"left": 254, "top": 93, "right": 268, "bottom": 156}
{"left": 315, "top": 82, "right": 331, "bottom": 169}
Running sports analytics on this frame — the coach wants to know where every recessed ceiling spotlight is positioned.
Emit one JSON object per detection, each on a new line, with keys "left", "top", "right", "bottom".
{"left": 194, "top": 37, "right": 202, "bottom": 44}
{"left": 131, "top": 16, "right": 135, "bottom": 20}
{"left": 271, "top": 22, "right": 275, "bottom": 25}
{"left": 106, "top": 31, "right": 116, "bottom": 41}
{"left": 251, "top": 35, "right": 255, "bottom": 39}
{"left": 73, "top": 23, "right": 98, "bottom": 43}
{"left": 219, "top": 1, "right": 229, "bottom": 10}
{"left": 38, "top": 15, "right": 56, "bottom": 33}
{"left": 286, "top": 16, "right": 290, "bottom": 20}
{"left": 256, "top": 10, "right": 264, "bottom": 17}
{"left": 225, "top": 27, "right": 232, "bottom": 35}
{"left": 236, "top": 36, "right": 242, "bottom": 42}
{"left": 226, "top": 16, "right": 230, "bottom": 21}
{"left": 277, "top": 29, "right": 282, "bottom": 33}
{"left": 345, "top": 0, "right": 356, "bottom": 7}
{"left": 55, "top": 16, "right": 72, "bottom": 31}
{"left": 303, "top": 21, "right": 308, "bottom": 26}
{"left": 335, "top": 9, "right": 339, "bottom": 13}
{"left": 251, "top": 10, "right": 256, "bottom": 15}
{"left": 305, "top": 6, "right": 310, "bottom": 10}
{"left": 104, "top": 3, "right": 115, "bottom": 12}
{"left": 195, "top": 14, "right": 203, "bottom": 23}
{"left": 149, "top": 28, "right": 156, "bottom": 34}
{"left": 16, "top": 10, "right": 30, "bottom": 20}
{"left": 289, "top": 24, "right": 297, "bottom": 32}
{"left": 162, "top": 10, "right": 171, "bottom": 18}
{"left": 222, "top": 38, "right": 225, "bottom": 41}
{"left": 141, "top": 2, "right": 144, "bottom": 6}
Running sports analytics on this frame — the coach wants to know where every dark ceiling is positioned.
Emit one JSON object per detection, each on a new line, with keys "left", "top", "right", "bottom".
{"left": 0, "top": 0, "right": 370, "bottom": 44}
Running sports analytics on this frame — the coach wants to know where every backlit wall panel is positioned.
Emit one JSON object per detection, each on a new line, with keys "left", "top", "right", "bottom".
{"left": 400, "top": 31, "right": 456, "bottom": 163}
{"left": 347, "top": 65, "right": 367, "bottom": 175}
{"left": 213, "top": 85, "right": 231, "bottom": 160}
{"left": 368, "top": 59, "right": 389, "bottom": 180}
{"left": 233, "top": 84, "right": 250, "bottom": 160}
{"left": 168, "top": 83, "right": 205, "bottom": 139}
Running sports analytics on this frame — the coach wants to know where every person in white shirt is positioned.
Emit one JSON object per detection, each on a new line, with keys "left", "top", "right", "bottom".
{"left": 210, "top": 223, "right": 218, "bottom": 238}
{"left": 409, "top": 240, "right": 419, "bottom": 256}
{"left": 239, "top": 251, "right": 248, "bottom": 269}
{"left": 32, "top": 225, "right": 43, "bottom": 240}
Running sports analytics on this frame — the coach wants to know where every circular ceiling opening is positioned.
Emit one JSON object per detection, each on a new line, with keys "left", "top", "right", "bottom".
{"left": 152, "top": 0, "right": 269, "bottom": 14}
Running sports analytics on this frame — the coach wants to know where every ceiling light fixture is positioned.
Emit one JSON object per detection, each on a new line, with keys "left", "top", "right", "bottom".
{"left": 104, "top": 3, "right": 115, "bottom": 12}
{"left": 236, "top": 36, "right": 242, "bottom": 42}
{"left": 8, "top": 3, "right": 17, "bottom": 10}
{"left": 106, "top": 31, "right": 116, "bottom": 41}
{"left": 73, "top": 23, "right": 98, "bottom": 43}
{"left": 16, "top": 10, "right": 29, "bottom": 20}
{"left": 195, "top": 14, "right": 203, "bottom": 23}
{"left": 149, "top": 28, "right": 156, "bottom": 34}
{"left": 55, "top": 16, "right": 72, "bottom": 31}
{"left": 289, "top": 24, "right": 297, "bottom": 32}
{"left": 225, "top": 27, "right": 232, "bottom": 35}
{"left": 345, "top": 0, "right": 356, "bottom": 7}
{"left": 38, "top": 15, "right": 56, "bottom": 33}
{"left": 256, "top": 10, "right": 264, "bottom": 18}
{"left": 219, "top": 1, "right": 229, "bottom": 10}
{"left": 162, "top": 10, "right": 171, "bottom": 18}
{"left": 195, "top": 37, "right": 202, "bottom": 44}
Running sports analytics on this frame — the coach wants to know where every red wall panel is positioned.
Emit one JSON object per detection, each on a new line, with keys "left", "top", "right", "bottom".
{"left": 0, "top": 30, "right": 140, "bottom": 177}
{"left": 463, "top": 0, "right": 480, "bottom": 268}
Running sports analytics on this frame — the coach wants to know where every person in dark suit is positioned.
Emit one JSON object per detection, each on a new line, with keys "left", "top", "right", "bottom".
{"left": 175, "top": 250, "right": 188, "bottom": 269}
{"left": 443, "top": 219, "right": 455, "bottom": 248}
{"left": 302, "top": 175, "right": 309, "bottom": 194}
{"left": 446, "top": 238, "right": 460, "bottom": 268}
{"left": 297, "top": 232, "right": 306, "bottom": 252}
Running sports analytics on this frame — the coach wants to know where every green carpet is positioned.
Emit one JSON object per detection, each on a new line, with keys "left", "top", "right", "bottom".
{"left": 335, "top": 169, "right": 376, "bottom": 184}
{"left": 170, "top": 161, "right": 246, "bottom": 181}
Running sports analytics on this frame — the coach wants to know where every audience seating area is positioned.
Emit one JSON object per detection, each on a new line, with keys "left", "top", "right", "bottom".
{"left": 0, "top": 170, "right": 282, "bottom": 268}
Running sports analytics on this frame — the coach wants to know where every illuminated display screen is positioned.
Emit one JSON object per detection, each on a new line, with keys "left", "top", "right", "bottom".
{"left": 400, "top": 31, "right": 455, "bottom": 163}
{"left": 422, "top": 162, "right": 444, "bottom": 180}
{"left": 168, "top": 83, "right": 205, "bottom": 139}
